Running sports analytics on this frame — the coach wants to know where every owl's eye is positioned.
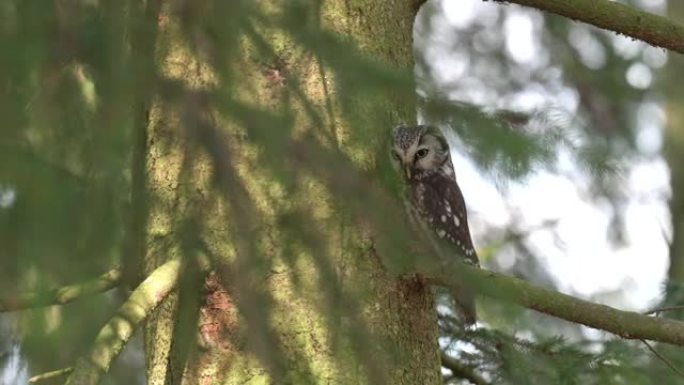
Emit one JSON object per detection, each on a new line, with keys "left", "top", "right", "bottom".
{"left": 391, "top": 152, "right": 401, "bottom": 162}
{"left": 415, "top": 148, "right": 429, "bottom": 159}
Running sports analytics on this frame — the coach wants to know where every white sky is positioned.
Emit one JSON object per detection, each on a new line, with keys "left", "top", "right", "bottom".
{"left": 433, "top": 0, "right": 671, "bottom": 313}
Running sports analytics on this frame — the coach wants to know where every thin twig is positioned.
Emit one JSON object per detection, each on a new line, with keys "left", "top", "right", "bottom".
{"left": 644, "top": 305, "right": 684, "bottom": 316}
{"left": 0, "top": 268, "right": 122, "bottom": 312}
{"left": 28, "top": 367, "right": 73, "bottom": 383}
{"left": 640, "top": 339, "right": 684, "bottom": 380}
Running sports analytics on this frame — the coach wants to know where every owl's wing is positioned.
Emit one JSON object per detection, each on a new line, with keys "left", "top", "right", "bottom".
{"left": 405, "top": 171, "right": 480, "bottom": 325}
{"left": 416, "top": 172, "right": 479, "bottom": 267}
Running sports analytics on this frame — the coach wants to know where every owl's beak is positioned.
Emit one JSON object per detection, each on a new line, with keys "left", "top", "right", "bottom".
{"left": 404, "top": 165, "right": 412, "bottom": 180}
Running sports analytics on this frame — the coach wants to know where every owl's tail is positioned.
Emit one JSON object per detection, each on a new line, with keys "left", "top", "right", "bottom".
{"left": 451, "top": 286, "right": 477, "bottom": 326}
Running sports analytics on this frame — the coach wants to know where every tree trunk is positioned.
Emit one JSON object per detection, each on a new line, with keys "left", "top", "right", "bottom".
{"left": 140, "top": 1, "right": 441, "bottom": 384}
{"left": 665, "top": 2, "right": 684, "bottom": 310}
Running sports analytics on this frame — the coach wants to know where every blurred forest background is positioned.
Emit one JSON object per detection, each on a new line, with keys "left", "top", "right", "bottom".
{"left": 1, "top": 0, "right": 683, "bottom": 384}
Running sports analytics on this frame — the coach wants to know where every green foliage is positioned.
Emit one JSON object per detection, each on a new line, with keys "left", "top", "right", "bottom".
{"left": 441, "top": 314, "right": 658, "bottom": 385}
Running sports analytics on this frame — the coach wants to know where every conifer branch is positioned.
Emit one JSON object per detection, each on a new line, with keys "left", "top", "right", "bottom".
{"left": 431, "top": 262, "right": 684, "bottom": 347}
{"left": 489, "top": 0, "right": 684, "bottom": 54}
{"left": 0, "top": 268, "right": 122, "bottom": 312}
{"left": 441, "top": 351, "right": 489, "bottom": 385}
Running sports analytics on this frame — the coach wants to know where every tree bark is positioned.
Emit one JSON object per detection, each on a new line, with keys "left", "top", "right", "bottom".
{"left": 140, "top": 1, "right": 441, "bottom": 384}
{"left": 664, "top": 1, "right": 684, "bottom": 316}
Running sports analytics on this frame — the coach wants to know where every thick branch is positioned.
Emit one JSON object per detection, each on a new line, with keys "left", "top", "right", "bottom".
{"left": 64, "top": 258, "right": 181, "bottom": 385}
{"left": 0, "top": 268, "right": 122, "bottom": 312}
{"left": 490, "top": 0, "right": 684, "bottom": 54}
{"left": 432, "top": 262, "right": 684, "bottom": 346}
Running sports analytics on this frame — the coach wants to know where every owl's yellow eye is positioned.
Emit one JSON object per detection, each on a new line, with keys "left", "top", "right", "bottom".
{"left": 415, "top": 148, "right": 429, "bottom": 159}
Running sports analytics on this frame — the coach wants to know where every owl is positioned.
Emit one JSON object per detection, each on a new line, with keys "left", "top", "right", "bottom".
{"left": 390, "top": 124, "right": 479, "bottom": 325}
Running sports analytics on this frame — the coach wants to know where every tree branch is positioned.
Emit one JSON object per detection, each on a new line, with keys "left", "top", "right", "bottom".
{"left": 441, "top": 351, "right": 489, "bottom": 385}
{"left": 64, "top": 258, "right": 181, "bottom": 385}
{"left": 431, "top": 262, "right": 684, "bottom": 346}
{"left": 489, "top": 0, "right": 684, "bottom": 54}
{"left": 0, "top": 268, "right": 122, "bottom": 312}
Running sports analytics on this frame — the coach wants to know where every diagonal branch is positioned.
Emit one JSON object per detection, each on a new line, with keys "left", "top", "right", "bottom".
{"left": 64, "top": 258, "right": 181, "bottom": 385}
{"left": 430, "top": 261, "right": 684, "bottom": 346}
{"left": 28, "top": 367, "right": 73, "bottom": 384}
{"left": 488, "top": 0, "right": 684, "bottom": 54}
{"left": 640, "top": 339, "right": 684, "bottom": 380}
{"left": 0, "top": 268, "right": 122, "bottom": 312}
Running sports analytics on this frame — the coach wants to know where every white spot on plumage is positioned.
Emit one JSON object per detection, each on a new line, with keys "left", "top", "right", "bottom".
{"left": 453, "top": 216, "right": 460, "bottom": 227}
{"left": 437, "top": 229, "right": 446, "bottom": 238}
{"left": 441, "top": 215, "right": 446, "bottom": 222}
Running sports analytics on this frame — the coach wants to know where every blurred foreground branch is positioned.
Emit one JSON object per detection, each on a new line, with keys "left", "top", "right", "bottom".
{"left": 490, "top": 0, "right": 684, "bottom": 54}
{"left": 432, "top": 262, "right": 684, "bottom": 346}
{"left": 441, "top": 351, "right": 489, "bottom": 385}
{"left": 65, "top": 258, "right": 181, "bottom": 385}
{"left": 0, "top": 268, "right": 122, "bottom": 312}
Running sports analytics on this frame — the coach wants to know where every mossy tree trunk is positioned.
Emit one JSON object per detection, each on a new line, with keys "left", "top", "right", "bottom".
{"left": 139, "top": 1, "right": 441, "bottom": 384}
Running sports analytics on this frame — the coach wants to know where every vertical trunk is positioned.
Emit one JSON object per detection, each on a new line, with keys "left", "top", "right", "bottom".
{"left": 665, "top": 2, "right": 684, "bottom": 308}
{"left": 652, "top": 5, "right": 684, "bottom": 381}
{"left": 141, "top": 1, "right": 441, "bottom": 384}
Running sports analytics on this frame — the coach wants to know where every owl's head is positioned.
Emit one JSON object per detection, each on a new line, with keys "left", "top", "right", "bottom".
{"left": 390, "top": 124, "right": 450, "bottom": 181}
